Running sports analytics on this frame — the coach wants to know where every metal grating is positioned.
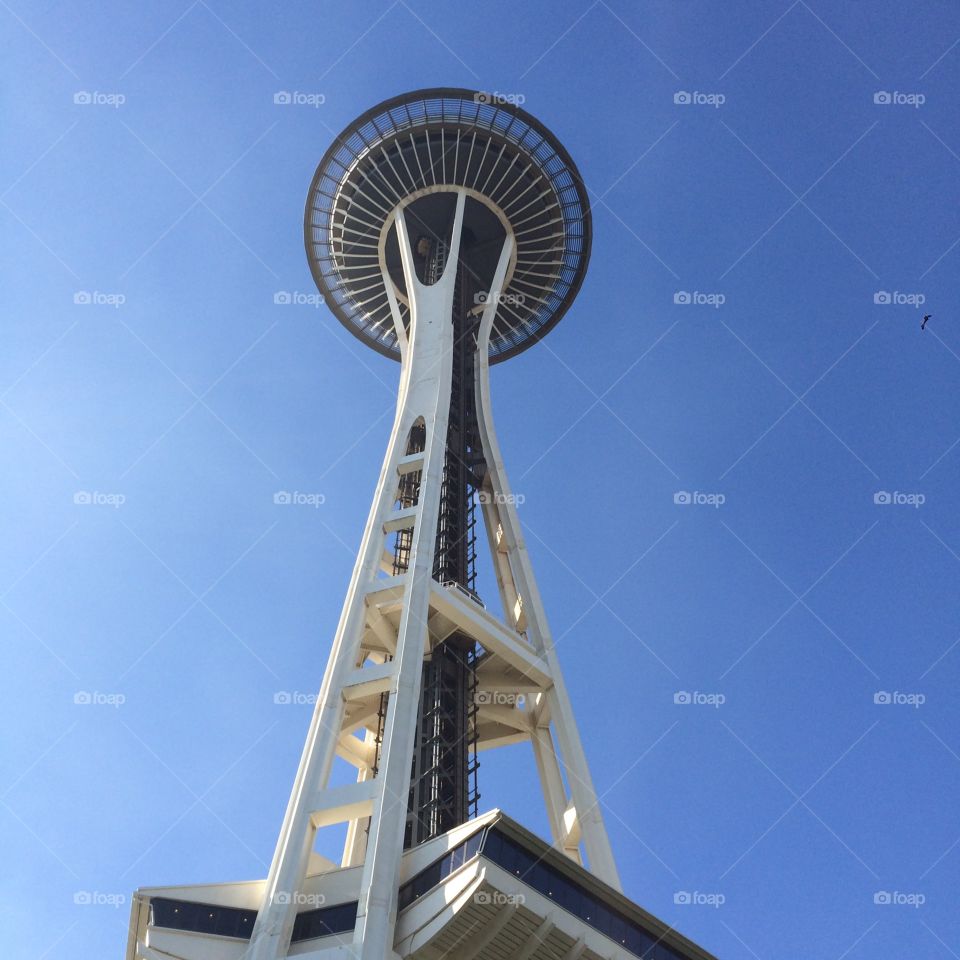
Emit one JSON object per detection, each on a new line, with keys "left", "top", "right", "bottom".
{"left": 305, "top": 88, "right": 592, "bottom": 364}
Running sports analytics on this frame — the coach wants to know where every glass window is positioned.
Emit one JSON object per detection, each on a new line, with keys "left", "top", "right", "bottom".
{"left": 593, "top": 903, "right": 615, "bottom": 939}
{"left": 151, "top": 899, "right": 176, "bottom": 929}
{"left": 556, "top": 876, "right": 580, "bottom": 915}
{"left": 654, "top": 941, "right": 679, "bottom": 960}
{"left": 213, "top": 908, "right": 237, "bottom": 938}
{"left": 481, "top": 828, "right": 502, "bottom": 862}
{"left": 291, "top": 901, "right": 358, "bottom": 943}
{"left": 464, "top": 830, "right": 483, "bottom": 860}
{"left": 496, "top": 834, "right": 523, "bottom": 875}
{"left": 609, "top": 912, "right": 628, "bottom": 946}
{"left": 321, "top": 902, "right": 353, "bottom": 934}
{"left": 182, "top": 901, "right": 204, "bottom": 931}
{"left": 527, "top": 859, "right": 549, "bottom": 895}
{"left": 625, "top": 925, "right": 653, "bottom": 956}
{"left": 171, "top": 900, "right": 201, "bottom": 931}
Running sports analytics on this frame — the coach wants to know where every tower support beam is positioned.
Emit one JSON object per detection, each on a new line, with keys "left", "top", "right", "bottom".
{"left": 351, "top": 191, "right": 468, "bottom": 960}
{"left": 474, "top": 298, "right": 622, "bottom": 891}
{"left": 247, "top": 193, "right": 467, "bottom": 960}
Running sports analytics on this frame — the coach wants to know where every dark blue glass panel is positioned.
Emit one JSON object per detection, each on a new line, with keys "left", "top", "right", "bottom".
{"left": 290, "top": 900, "right": 358, "bottom": 943}
{"left": 150, "top": 898, "right": 257, "bottom": 941}
{"left": 625, "top": 925, "right": 654, "bottom": 955}
{"left": 464, "top": 830, "right": 483, "bottom": 860}
{"left": 481, "top": 828, "right": 502, "bottom": 861}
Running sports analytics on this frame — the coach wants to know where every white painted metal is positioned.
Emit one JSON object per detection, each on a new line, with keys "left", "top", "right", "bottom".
{"left": 245, "top": 185, "right": 617, "bottom": 960}
{"left": 473, "top": 292, "right": 621, "bottom": 891}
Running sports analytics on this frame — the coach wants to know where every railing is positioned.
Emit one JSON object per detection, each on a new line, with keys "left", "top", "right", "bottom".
{"left": 442, "top": 578, "right": 486, "bottom": 609}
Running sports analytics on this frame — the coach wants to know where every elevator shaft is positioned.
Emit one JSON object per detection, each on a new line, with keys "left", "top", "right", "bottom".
{"left": 402, "top": 247, "right": 483, "bottom": 848}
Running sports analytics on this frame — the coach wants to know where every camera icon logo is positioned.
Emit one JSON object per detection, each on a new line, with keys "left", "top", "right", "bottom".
{"left": 274, "top": 691, "right": 292, "bottom": 705}
{"left": 674, "top": 691, "right": 691, "bottom": 705}
{"left": 673, "top": 291, "right": 691, "bottom": 304}
{"left": 674, "top": 891, "right": 691, "bottom": 904}
{"left": 673, "top": 491, "right": 691, "bottom": 505}
{"left": 274, "top": 291, "right": 292, "bottom": 305}
{"left": 73, "top": 91, "right": 92, "bottom": 105}
{"left": 873, "top": 91, "right": 891, "bottom": 105}
{"left": 73, "top": 491, "right": 92, "bottom": 505}
{"left": 73, "top": 290, "right": 92, "bottom": 305}
{"left": 874, "top": 891, "right": 891, "bottom": 904}
{"left": 873, "top": 491, "right": 891, "bottom": 505}
{"left": 874, "top": 691, "right": 891, "bottom": 705}
{"left": 74, "top": 890, "right": 92, "bottom": 905}
{"left": 674, "top": 91, "right": 691, "bottom": 105}
{"left": 274, "top": 491, "right": 292, "bottom": 505}
{"left": 474, "top": 92, "right": 491, "bottom": 104}
{"left": 873, "top": 291, "right": 891, "bottom": 305}
{"left": 274, "top": 91, "right": 292, "bottom": 105}
{"left": 73, "top": 691, "right": 92, "bottom": 705}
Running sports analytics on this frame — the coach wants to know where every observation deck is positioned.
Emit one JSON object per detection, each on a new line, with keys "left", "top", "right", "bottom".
{"left": 304, "top": 88, "right": 592, "bottom": 363}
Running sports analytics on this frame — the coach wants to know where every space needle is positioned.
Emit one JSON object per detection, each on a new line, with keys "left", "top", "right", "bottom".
{"left": 127, "top": 88, "right": 716, "bottom": 960}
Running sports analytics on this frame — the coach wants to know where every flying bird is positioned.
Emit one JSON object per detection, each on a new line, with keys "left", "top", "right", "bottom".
{"left": 922, "top": 314, "right": 931, "bottom": 330}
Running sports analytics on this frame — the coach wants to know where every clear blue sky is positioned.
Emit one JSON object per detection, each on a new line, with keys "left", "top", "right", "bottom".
{"left": 2, "top": 1, "right": 959, "bottom": 957}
